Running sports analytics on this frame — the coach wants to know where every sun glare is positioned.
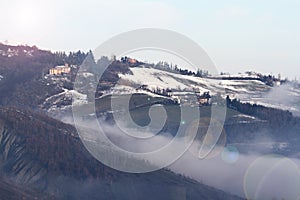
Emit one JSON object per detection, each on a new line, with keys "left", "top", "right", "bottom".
{"left": 15, "top": 5, "right": 39, "bottom": 29}
{"left": 20, "top": 10, "right": 36, "bottom": 26}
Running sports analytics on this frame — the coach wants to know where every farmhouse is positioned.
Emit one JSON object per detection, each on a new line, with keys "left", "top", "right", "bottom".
{"left": 195, "top": 89, "right": 211, "bottom": 105}
{"left": 49, "top": 64, "right": 71, "bottom": 75}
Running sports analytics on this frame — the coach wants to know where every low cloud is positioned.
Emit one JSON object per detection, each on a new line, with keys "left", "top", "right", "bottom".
{"left": 263, "top": 83, "right": 300, "bottom": 116}
{"left": 64, "top": 113, "right": 300, "bottom": 199}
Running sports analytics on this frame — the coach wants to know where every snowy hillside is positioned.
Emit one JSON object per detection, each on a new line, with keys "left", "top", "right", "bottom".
{"left": 40, "top": 62, "right": 300, "bottom": 116}
{"left": 115, "top": 65, "right": 300, "bottom": 115}
{"left": 42, "top": 88, "right": 88, "bottom": 112}
{"left": 118, "top": 66, "right": 268, "bottom": 95}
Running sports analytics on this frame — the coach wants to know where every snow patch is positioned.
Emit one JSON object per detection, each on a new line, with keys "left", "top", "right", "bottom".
{"left": 117, "top": 66, "right": 300, "bottom": 114}
{"left": 234, "top": 114, "right": 256, "bottom": 120}
{"left": 44, "top": 88, "right": 88, "bottom": 111}
{"left": 119, "top": 67, "right": 189, "bottom": 90}
{"left": 68, "top": 90, "right": 88, "bottom": 106}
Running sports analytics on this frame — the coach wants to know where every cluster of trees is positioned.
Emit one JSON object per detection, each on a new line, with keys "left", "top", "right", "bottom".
{"left": 226, "top": 96, "right": 293, "bottom": 128}
{"left": 53, "top": 51, "right": 87, "bottom": 66}
{"left": 0, "top": 46, "right": 53, "bottom": 105}
{"left": 93, "top": 59, "right": 131, "bottom": 98}
{"left": 258, "top": 74, "right": 281, "bottom": 86}
{"left": 136, "top": 85, "right": 172, "bottom": 97}
{"left": 219, "top": 71, "right": 285, "bottom": 86}
{"left": 152, "top": 87, "right": 172, "bottom": 97}
{"left": 175, "top": 68, "right": 209, "bottom": 77}
{"left": 153, "top": 61, "right": 209, "bottom": 77}
{"left": 0, "top": 44, "right": 88, "bottom": 107}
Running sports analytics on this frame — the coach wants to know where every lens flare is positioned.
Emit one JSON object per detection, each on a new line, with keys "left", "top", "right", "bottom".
{"left": 221, "top": 146, "right": 239, "bottom": 164}
{"left": 244, "top": 155, "right": 300, "bottom": 200}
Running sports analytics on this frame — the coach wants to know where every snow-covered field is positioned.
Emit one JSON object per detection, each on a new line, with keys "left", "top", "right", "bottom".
{"left": 118, "top": 66, "right": 269, "bottom": 95}
{"left": 43, "top": 88, "right": 88, "bottom": 112}
{"left": 42, "top": 64, "right": 300, "bottom": 116}
{"left": 117, "top": 66, "right": 300, "bottom": 115}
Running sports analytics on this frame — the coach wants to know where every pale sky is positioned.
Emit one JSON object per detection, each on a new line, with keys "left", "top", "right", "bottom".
{"left": 0, "top": 0, "right": 299, "bottom": 79}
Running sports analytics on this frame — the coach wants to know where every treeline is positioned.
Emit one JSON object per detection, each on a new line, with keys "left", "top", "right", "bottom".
{"left": 137, "top": 85, "right": 172, "bottom": 97}
{"left": 153, "top": 61, "right": 209, "bottom": 77}
{"left": 79, "top": 55, "right": 132, "bottom": 98}
{"left": 53, "top": 50, "right": 87, "bottom": 66}
{"left": 176, "top": 67, "right": 209, "bottom": 77}
{"left": 258, "top": 74, "right": 282, "bottom": 86}
{"left": 226, "top": 96, "right": 293, "bottom": 128}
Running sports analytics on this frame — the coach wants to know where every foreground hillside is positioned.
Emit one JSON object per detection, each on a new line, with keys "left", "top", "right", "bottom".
{"left": 0, "top": 107, "right": 243, "bottom": 200}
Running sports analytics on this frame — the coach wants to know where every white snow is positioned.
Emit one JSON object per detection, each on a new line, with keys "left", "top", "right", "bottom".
{"left": 44, "top": 88, "right": 88, "bottom": 110}
{"left": 105, "top": 84, "right": 171, "bottom": 99}
{"left": 0, "top": 40, "right": 24, "bottom": 46}
{"left": 116, "top": 65, "right": 300, "bottom": 115}
{"left": 70, "top": 90, "right": 88, "bottom": 106}
{"left": 218, "top": 73, "right": 259, "bottom": 79}
{"left": 234, "top": 114, "right": 256, "bottom": 120}
{"left": 220, "top": 79, "right": 264, "bottom": 86}
{"left": 118, "top": 66, "right": 270, "bottom": 97}
{"left": 41, "top": 63, "right": 300, "bottom": 116}
{"left": 118, "top": 67, "right": 188, "bottom": 90}
{"left": 81, "top": 72, "right": 94, "bottom": 78}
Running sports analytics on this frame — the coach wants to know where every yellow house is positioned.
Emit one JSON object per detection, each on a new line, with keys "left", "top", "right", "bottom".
{"left": 49, "top": 64, "right": 71, "bottom": 75}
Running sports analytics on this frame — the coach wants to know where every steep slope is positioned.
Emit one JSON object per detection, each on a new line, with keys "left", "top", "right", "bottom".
{"left": 0, "top": 107, "right": 243, "bottom": 200}
{"left": 0, "top": 180, "right": 55, "bottom": 200}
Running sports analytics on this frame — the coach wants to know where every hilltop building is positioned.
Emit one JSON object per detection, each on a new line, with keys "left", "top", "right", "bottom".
{"left": 121, "top": 56, "right": 138, "bottom": 65}
{"left": 49, "top": 64, "right": 71, "bottom": 75}
{"left": 194, "top": 88, "right": 211, "bottom": 105}
{"left": 197, "top": 92, "right": 211, "bottom": 105}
